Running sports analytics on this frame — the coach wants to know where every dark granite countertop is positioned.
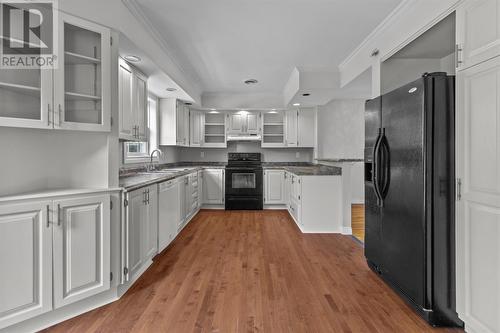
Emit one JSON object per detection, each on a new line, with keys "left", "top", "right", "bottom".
{"left": 263, "top": 163, "right": 342, "bottom": 176}
{"left": 315, "top": 158, "right": 364, "bottom": 163}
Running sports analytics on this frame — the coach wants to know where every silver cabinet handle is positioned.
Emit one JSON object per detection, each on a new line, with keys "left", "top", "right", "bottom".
{"left": 46, "top": 205, "right": 50, "bottom": 228}
{"left": 57, "top": 204, "right": 61, "bottom": 226}
{"left": 47, "top": 104, "right": 51, "bottom": 126}
{"left": 147, "top": 189, "right": 150, "bottom": 204}
{"left": 58, "top": 104, "right": 62, "bottom": 126}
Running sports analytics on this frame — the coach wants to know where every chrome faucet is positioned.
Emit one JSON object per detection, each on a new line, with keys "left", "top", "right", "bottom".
{"left": 149, "top": 149, "right": 162, "bottom": 171}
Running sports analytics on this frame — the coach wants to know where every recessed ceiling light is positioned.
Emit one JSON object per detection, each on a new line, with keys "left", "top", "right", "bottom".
{"left": 302, "top": 93, "right": 310, "bottom": 97}
{"left": 293, "top": 103, "right": 300, "bottom": 106}
{"left": 124, "top": 55, "right": 141, "bottom": 62}
{"left": 244, "top": 79, "right": 258, "bottom": 85}
{"left": 166, "top": 87, "right": 177, "bottom": 92}
{"left": 210, "top": 108, "right": 216, "bottom": 111}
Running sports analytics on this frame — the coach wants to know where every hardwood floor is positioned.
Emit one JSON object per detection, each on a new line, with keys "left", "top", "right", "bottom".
{"left": 351, "top": 204, "right": 365, "bottom": 242}
{"left": 43, "top": 210, "right": 463, "bottom": 333}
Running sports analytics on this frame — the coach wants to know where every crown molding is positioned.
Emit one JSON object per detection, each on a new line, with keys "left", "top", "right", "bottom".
{"left": 121, "top": 0, "right": 203, "bottom": 93}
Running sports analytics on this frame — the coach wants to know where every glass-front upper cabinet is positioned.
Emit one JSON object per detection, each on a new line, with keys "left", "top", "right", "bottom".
{"left": 0, "top": 48, "right": 53, "bottom": 129}
{"left": 54, "top": 13, "right": 110, "bottom": 131}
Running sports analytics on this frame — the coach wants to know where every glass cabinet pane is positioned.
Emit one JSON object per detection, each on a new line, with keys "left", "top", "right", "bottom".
{"left": 63, "top": 23, "right": 102, "bottom": 125}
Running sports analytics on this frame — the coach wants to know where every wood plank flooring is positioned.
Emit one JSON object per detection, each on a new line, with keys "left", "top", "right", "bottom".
{"left": 351, "top": 204, "right": 365, "bottom": 242}
{"left": 43, "top": 210, "right": 463, "bottom": 333}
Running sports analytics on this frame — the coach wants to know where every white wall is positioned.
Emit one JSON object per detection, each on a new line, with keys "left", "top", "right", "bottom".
{"left": 317, "top": 99, "right": 364, "bottom": 160}
{"left": 178, "top": 142, "right": 313, "bottom": 163}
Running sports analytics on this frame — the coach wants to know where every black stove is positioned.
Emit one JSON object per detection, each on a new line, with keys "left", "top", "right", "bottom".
{"left": 225, "top": 153, "right": 263, "bottom": 210}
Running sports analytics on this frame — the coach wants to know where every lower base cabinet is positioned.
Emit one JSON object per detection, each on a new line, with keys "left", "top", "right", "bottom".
{"left": 123, "top": 185, "right": 157, "bottom": 282}
{"left": 0, "top": 193, "right": 111, "bottom": 330}
{"left": 158, "top": 179, "right": 180, "bottom": 252}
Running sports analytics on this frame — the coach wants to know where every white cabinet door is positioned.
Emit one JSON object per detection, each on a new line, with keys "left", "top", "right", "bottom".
{"left": 228, "top": 112, "right": 244, "bottom": 134}
{"left": 298, "top": 109, "right": 315, "bottom": 147}
{"left": 0, "top": 201, "right": 53, "bottom": 329}
{"left": 456, "top": 57, "right": 500, "bottom": 333}
{"left": 53, "top": 194, "right": 110, "bottom": 308}
{"left": 134, "top": 74, "right": 148, "bottom": 141}
{"left": 158, "top": 180, "right": 180, "bottom": 252}
{"left": 143, "top": 186, "right": 157, "bottom": 259}
{"left": 203, "top": 169, "right": 224, "bottom": 204}
{"left": 284, "top": 172, "right": 292, "bottom": 208}
{"left": 190, "top": 110, "right": 204, "bottom": 147}
{"left": 457, "top": 0, "right": 500, "bottom": 70}
{"left": 285, "top": 110, "right": 298, "bottom": 147}
{"left": 176, "top": 101, "right": 186, "bottom": 146}
{"left": 246, "top": 112, "right": 260, "bottom": 134}
{"left": 264, "top": 170, "right": 285, "bottom": 204}
{"left": 55, "top": 13, "right": 111, "bottom": 132}
{"left": 178, "top": 176, "right": 189, "bottom": 226}
{"left": 125, "top": 189, "right": 147, "bottom": 281}
{"left": 119, "top": 60, "right": 134, "bottom": 139}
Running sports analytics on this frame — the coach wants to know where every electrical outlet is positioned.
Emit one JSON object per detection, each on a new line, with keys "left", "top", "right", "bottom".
{"left": 201, "top": 151, "right": 205, "bottom": 158}
{"left": 296, "top": 152, "right": 300, "bottom": 159}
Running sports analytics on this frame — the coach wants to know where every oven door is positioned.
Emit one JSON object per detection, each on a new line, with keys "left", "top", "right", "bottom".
{"left": 225, "top": 167, "right": 263, "bottom": 197}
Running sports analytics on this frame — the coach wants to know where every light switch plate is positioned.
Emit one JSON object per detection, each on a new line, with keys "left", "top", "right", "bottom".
{"left": 201, "top": 151, "right": 205, "bottom": 158}
{"left": 296, "top": 152, "right": 300, "bottom": 159}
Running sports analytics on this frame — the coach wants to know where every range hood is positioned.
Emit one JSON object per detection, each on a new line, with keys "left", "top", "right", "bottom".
{"left": 226, "top": 134, "right": 262, "bottom": 142}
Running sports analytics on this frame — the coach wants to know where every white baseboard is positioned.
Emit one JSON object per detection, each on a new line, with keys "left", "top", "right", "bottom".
{"left": 342, "top": 227, "right": 353, "bottom": 235}
{"left": 263, "top": 204, "right": 288, "bottom": 210}
{"left": 200, "top": 205, "right": 224, "bottom": 210}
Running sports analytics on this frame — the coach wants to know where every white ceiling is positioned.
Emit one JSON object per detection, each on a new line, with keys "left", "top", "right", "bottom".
{"left": 134, "top": 0, "right": 402, "bottom": 96}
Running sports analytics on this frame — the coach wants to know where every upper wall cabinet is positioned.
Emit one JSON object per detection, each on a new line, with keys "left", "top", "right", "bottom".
{"left": 262, "top": 111, "right": 286, "bottom": 147}
{"left": 119, "top": 59, "right": 148, "bottom": 141}
{"left": 189, "top": 110, "right": 204, "bottom": 147}
{"left": 297, "top": 109, "right": 315, "bottom": 147}
{"left": 159, "top": 98, "right": 190, "bottom": 147}
{"left": 0, "top": 13, "right": 111, "bottom": 131}
{"left": 227, "top": 111, "right": 261, "bottom": 135}
{"left": 457, "top": 0, "right": 500, "bottom": 70}
{"left": 203, "top": 112, "right": 227, "bottom": 148}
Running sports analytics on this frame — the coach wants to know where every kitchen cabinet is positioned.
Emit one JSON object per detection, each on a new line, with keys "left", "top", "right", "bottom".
{"left": 456, "top": 0, "right": 500, "bottom": 71}
{"left": 0, "top": 13, "right": 110, "bottom": 131}
{"left": 204, "top": 112, "right": 227, "bottom": 147}
{"left": 190, "top": 110, "right": 204, "bottom": 147}
{"left": 0, "top": 193, "right": 111, "bottom": 330}
{"left": 285, "top": 110, "right": 298, "bottom": 146}
{"left": 158, "top": 179, "right": 180, "bottom": 252}
{"left": 455, "top": 56, "right": 500, "bottom": 333}
{"left": 197, "top": 170, "right": 203, "bottom": 210}
{"left": 297, "top": 109, "right": 315, "bottom": 147}
{"left": 261, "top": 111, "right": 286, "bottom": 148}
{"left": 227, "top": 111, "right": 261, "bottom": 135}
{"left": 119, "top": 59, "right": 148, "bottom": 141}
{"left": 52, "top": 194, "right": 110, "bottom": 308}
{"left": 0, "top": 200, "right": 53, "bottom": 329}
{"left": 264, "top": 169, "right": 286, "bottom": 204}
{"left": 123, "top": 185, "right": 157, "bottom": 282}
{"left": 159, "top": 98, "right": 190, "bottom": 147}
{"left": 202, "top": 169, "right": 225, "bottom": 205}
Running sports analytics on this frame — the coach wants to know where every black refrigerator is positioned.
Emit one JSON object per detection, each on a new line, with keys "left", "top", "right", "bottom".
{"left": 364, "top": 72, "right": 462, "bottom": 327}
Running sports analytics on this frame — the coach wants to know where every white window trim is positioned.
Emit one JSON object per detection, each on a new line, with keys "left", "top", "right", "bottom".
{"left": 123, "top": 94, "right": 160, "bottom": 164}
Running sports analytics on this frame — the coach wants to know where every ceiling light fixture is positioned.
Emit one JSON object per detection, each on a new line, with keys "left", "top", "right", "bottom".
{"left": 244, "top": 79, "right": 258, "bottom": 85}
{"left": 166, "top": 87, "right": 177, "bottom": 92}
{"left": 293, "top": 103, "right": 301, "bottom": 106}
{"left": 124, "top": 55, "right": 141, "bottom": 62}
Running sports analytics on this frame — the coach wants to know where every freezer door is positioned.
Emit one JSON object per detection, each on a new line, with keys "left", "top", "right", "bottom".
{"left": 381, "top": 78, "right": 427, "bottom": 309}
{"left": 364, "top": 97, "right": 383, "bottom": 267}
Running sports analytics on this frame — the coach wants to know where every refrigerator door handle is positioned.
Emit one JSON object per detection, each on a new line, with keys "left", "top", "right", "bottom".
{"left": 373, "top": 129, "right": 383, "bottom": 206}
{"left": 379, "top": 129, "right": 391, "bottom": 203}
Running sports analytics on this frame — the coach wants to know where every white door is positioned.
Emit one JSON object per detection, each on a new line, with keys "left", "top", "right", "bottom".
{"left": 125, "top": 189, "right": 147, "bottom": 281}
{"left": 457, "top": 0, "right": 500, "bottom": 70}
{"left": 246, "top": 112, "right": 260, "bottom": 134}
{"left": 0, "top": 201, "right": 53, "bottom": 329}
{"left": 134, "top": 74, "right": 148, "bottom": 141}
{"left": 190, "top": 110, "right": 204, "bottom": 147}
{"left": 119, "top": 60, "right": 134, "bottom": 139}
{"left": 158, "top": 180, "right": 180, "bottom": 252}
{"left": 203, "top": 169, "right": 224, "bottom": 204}
{"left": 265, "top": 170, "right": 285, "bottom": 204}
{"left": 53, "top": 194, "right": 110, "bottom": 308}
{"left": 456, "top": 56, "right": 500, "bottom": 333}
{"left": 298, "top": 109, "right": 315, "bottom": 147}
{"left": 143, "top": 186, "right": 157, "bottom": 259}
{"left": 285, "top": 110, "right": 298, "bottom": 147}
{"left": 228, "top": 112, "right": 244, "bottom": 134}
{"left": 54, "top": 12, "right": 111, "bottom": 132}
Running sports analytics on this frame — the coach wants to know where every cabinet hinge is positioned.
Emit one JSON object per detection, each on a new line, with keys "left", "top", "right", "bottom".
{"left": 457, "top": 178, "right": 462, "bottom": 201}
{"left": 298, "top": 195, "right": 301, "bottom": 200}
{"left": 124, "top": 199, "right": 129, "bottom": 207}
{"left": 123, "top": 267, "right": 129, "bottom": 275}
{"left": 110, "top": 272, "right": 113, "bottom": 281}
{"left": 110, "top": 200, "right": 113, "bottom": 210}
{"left": 110, "top": 36, "right": 113, "bottom": 45}
{"left": 110, "top": 116, "right": 113, "bottom": 127}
